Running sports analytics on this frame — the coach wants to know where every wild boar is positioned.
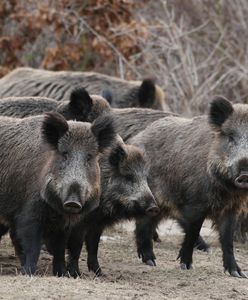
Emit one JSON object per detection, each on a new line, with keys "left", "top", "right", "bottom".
{"left": 131, "top": 96, "right": 248, "bottom": 278}
{"left": 65, "top": 140, "right": 160, "bottom": 276}
{"left": 0, "top": 87, "right": 111, "bottom": 122}
{"left": 0, "top": 67, "right": 168, "bottom": 110}
{"left": 0, "top": 112, "right": 115, "bottom": 276}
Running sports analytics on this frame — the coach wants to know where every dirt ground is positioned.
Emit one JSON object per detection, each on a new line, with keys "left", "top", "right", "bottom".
{"left": 0, "top": 222, "right": 247, "bottom": 300}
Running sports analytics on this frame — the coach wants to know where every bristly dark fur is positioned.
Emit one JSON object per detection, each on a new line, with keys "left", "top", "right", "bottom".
{"left": 91, "top": 114, "right": 116, "bottom": 152}
{"left": 209, "top": 96, "right": 234, "bottom": 128}
{"left": 138, "top": 79, "right": 156, "bottom": 108}
{"left": 69, "top": 87, "right": 93, "bottom": 116}
{"left": 109, "top": 144, "right": 127, "bottom": 166}
{"left": 42, "top": 112, "right": 69, "bottom": 149}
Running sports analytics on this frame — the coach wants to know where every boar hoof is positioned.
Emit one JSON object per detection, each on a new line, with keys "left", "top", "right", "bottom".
{"left": 67, "top": 265, "right": 81, "bottom": 278}
{"left": 230, "top": 270, "right": 248, "bottom": 278}
{"left": 180, "top": 263, "right": 193, "bottom": 270}
{"left": 53, "top": 265, "right": 67, "bottom": 277}
{"left": 88, "top": 262, "right": 104, "bottom": 276}
{"left": 93, "top": 267, "right": 104, "bottom": 277}
{"left": 145, "top": 259, "right": 156, "bottom": 266}
{"left": 21, "top": 265, "right": 36, "bottom": 276}
{"left": 153, "top": 237, "right": 162, "bottom": 243}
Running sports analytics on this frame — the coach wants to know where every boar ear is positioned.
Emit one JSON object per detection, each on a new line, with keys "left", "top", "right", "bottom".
{"left": 209, "top": 96, "right": 233, "bottom": 128}
{"left": 101, "top": 89, "right": 113, "bottom": 105}
{"left": 91, "top": 114, "right": 116, "bottom": 152}
{"left": 109, "top": 144, "right": 128, "bottom": 167}
{"left": 69, "top": 87, "right": 93, "bottom": 119}
{"left": 138, "top": 79, "right": 156, "bottom": 108}
{"left": 42, "top": 112, "right": 68, "bottom": 148}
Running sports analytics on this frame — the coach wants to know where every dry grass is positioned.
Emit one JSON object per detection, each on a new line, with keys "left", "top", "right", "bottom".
{"left": 2, "top": 1, "right": 248, "bottom": 115}
{"left": 0, "top": 226, "right": 247, "bottom": 300}
{"left": 131, "top": 0, "right": 248, "bottom": 115}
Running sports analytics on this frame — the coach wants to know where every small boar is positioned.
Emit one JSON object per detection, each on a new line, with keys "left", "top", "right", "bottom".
{"left": 64, "top": 140, "right": 160, "bottom": 276}
{"left": 130, "top": 96, "right": 248, "bottom": 278}
{"left": 0, "top": 112, "right": 115, "bottom": 276}
{"left": 0, "top": 67, "right": 168, "bottom": 110}
{"left": 0, "top": 87, "right": 111, "bottom": 122}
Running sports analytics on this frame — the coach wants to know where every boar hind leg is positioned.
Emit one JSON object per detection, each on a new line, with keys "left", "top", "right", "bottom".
{"left": 177, "top": 218, "right": 204, "bottom": 270}
{"left": 135, "top": 217, "right": 159, "bottom": 266}
{"left": 85, "top": 225, "right": 104, "bottom": 276}
{"left": 177, "top": 219, "right": 210, "bottom": 252}
{"left": 234, "top": 216, "right": 248, "bottom": 243}
{"left": 67, "top": 227, "right": 84, "bottom": 278}
{"left": 153, "top": 229, "right": 162, "bottom": 243}
{"left": 218, "top": 214, "right": 247, "bottom": 278}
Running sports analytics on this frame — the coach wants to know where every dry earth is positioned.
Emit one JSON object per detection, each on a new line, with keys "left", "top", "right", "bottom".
{"left": 0, "top": 221, "right": 247, "bottom": 300}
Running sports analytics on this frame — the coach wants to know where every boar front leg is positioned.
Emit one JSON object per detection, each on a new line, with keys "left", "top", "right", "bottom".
{"left": 135, "top": 216, "right": 159, "bottom": 266}
{"left": 16, "top": 217, "right": 42, "bottom": 276}
{"left": 46, "top": 231, "right": 67, "bottom": 277}
{"left": 218, "top": 213, "right": 247, "bottom": 278}
{"left": 66, "top": 225, "right": 85, "bottom": 278}
{"left": 177, "top": 217, "right": 205, "bottom": 270}
{"left": 85, "top": 224, "right": 104, "bottom": 276}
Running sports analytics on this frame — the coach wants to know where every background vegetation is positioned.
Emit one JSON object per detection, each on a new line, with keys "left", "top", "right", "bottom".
{"left": 1, "top": 0, "right": 248, "bottom": 115}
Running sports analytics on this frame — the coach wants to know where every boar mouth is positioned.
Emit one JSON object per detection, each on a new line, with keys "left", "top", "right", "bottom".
{"left": 235, "top": 172, "right": 248, "bottom": 189}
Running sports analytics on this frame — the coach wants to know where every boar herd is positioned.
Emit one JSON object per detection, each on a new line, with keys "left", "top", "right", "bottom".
{"left": 0, "top": 67, "right": 247, "bottom": 279}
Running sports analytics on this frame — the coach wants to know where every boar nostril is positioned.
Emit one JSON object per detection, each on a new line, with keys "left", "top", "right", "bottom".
{"left": 235, "top": 173, "right": 248, "bottom": 189}
{"left": 146, "top": 205, "right": 160, "bottom": 216}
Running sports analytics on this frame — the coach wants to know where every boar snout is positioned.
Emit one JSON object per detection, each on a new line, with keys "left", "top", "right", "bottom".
{"left": 63, "top": 193, "right": 83, "bottom": 214}
{"left": 235, "top": 171, "right": 248, "bottom": 189}
{"left": 146, "top": 204, "right": 160, "bottom": 217}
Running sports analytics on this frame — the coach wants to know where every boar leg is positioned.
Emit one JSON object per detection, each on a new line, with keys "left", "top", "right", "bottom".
{"left": 153, "top": 229, "right": 162, "bottom": 243}
{"left": 0, "top": 224, "right": 9, "bottom": 241}
{"left": 85, "top": 224, "right": 104, "bottom": 276}
{"left": 46, "top": 231, "right": 67, "bottom": 277}
{"left": 218, "top": 213, "right": 247, "bottom": 278}
{"left": 9, "top": 226, "right": 25, "bottom": 264}
{"left": 177, "top": 219, "right": 210, "bottom": 252}
{"left": 234, "top": 215, "right": 248, "bottom": 243}
{"left": 16, "top": 218, "right": 42, "bottom": 275}
{"left": 67, "top": 226, "right": 85, "bottom": 278}
{"left": 177, "top": 217, "right": 205, "bottom": 270}
{"left": 135, "top": 217, "right": 159, "bottom": 266}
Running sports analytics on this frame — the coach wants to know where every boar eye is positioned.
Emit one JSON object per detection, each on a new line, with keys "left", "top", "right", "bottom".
{"left": 125, "top": 174, "right": 134, "bottom": 181}
{"left": 87, "top": 153, "right": 93, "bottom": 161}
{"left": 227, "top": 133, "right": 235, "bottom": 143}
{"left": 62, "top": 151, "right": 68, "bottom": 160}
